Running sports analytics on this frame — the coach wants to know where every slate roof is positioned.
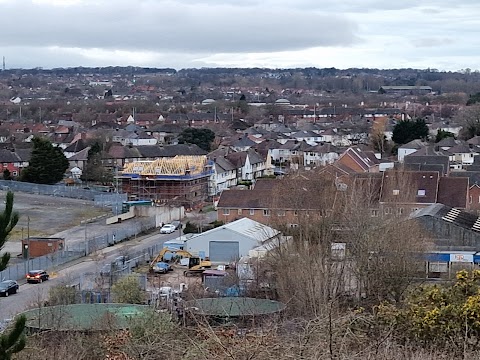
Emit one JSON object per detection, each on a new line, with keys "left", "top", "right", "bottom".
{"left": 448, "top": 143, "right": 474, "bottom": 154}
{"left": 0, "top": 149, "right": 23, "bottom": 162}
{"left": 231, "top": 136, "right": 256, "bottom": 148}
{"left": 404, "top": 153, "right": 450, "bottom": 175}
{"left": 64, "top": 139, "right": 88, "bottom": 153}
{"left": 436, "top": 137, "right": 458, "bottom": 148}
{"left": 136, "top": 144, "right": 206, "bottom": 158}
{"left": 399, "top": 139, "right": 426, "bottom": 150}
{"left": 15, "top": 148, "right": 32, "bottom": 161}
{"left": 214, "top": 157, "right": 236, "bottom": 172}
{"left": 68, "top": 147, "right": 90, "bottom": 161}
{"left": 247, "top": 149, "right": 265, "bottom": 164}
{"left": 450, "top": 171, "right": 480, "bottom": 186}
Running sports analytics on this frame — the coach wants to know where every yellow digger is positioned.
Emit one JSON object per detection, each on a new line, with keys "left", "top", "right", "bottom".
{"left": 149, "top": 248, "right": 211, "bottom": 276}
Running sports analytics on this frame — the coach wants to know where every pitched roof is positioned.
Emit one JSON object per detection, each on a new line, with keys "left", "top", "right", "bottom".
{"left": 450, "top": 171, "right": 480, "bottom": 186}
{"left": 380, "top": 171, "right": 439, "bottom": 204}
{"left": 336, "top": 147, "right": 380, "bottom": 173}
{"left": 0, "top": 149, "right": 22, "bottom": 162}
{"left": 214, "top": 157, "right": 236, "bottom": 172}
{"left": 231, "top": 136, "right": 256, "bottom": 148}
{"left": 225, "top": 152, "right": 247, "bottom": 168}
{"left": 136, "top": 144, "right": 206, "bottom": 158}
{"left": 436, "top": 136, "right": 458, "bottom": 148}
{"left": 64, "top": 139, "right": 88, "bottom": 153}
{"left": 437, "top": 177, "right": 468, "bottom": 208}
{"left": 399, "top": 139, "right": 426, "bottom": 150}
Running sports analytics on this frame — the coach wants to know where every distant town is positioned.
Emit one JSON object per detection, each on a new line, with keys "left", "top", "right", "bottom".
{"left": 3, "top": 66, "right": 480, "bottom": 359}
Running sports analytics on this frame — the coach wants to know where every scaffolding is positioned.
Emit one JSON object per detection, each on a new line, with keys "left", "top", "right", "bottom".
{"left": 119, "top": 156, "right": 213, "bottom": 208}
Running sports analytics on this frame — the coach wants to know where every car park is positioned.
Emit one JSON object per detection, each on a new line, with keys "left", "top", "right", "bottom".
{"left": 0, "top": 280, "right": 19, "bottom": 297}
{"left": 26, "top": 270, "right": 49, "bottom": 283}
{"left": 160, "top": 224, "right": 176, "bottom": 234}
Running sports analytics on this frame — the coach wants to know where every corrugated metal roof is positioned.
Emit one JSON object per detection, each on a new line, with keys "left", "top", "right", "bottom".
{"left": 224, "top": 217, "right": 280, "bottom": 242}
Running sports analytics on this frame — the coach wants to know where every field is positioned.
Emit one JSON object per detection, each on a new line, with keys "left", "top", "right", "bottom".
{"left": 0, "top": 190, "right": 109, "bottom": 253}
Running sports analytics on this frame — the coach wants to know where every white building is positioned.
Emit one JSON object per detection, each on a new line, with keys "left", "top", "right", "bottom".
{"left": 185, "top": 218, "right": 281, "bottom": 262}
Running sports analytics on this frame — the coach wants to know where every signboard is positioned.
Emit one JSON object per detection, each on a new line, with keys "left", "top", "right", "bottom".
{"left": 450, "top": 254, "right": 474, "bottom": 263}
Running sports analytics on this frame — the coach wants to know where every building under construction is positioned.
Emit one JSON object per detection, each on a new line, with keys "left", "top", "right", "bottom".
{"left": 120, "top": 155, "right": 214, "bottom": 208}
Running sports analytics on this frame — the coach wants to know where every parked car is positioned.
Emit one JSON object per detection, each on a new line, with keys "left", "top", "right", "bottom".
{"left": 160, "top": 224, "right": 176, "bottom": 234}
{"left": 171, "top": 220, "right": 182, "bottom": 230}
{"left": 0, "top": 280, "right": 19, "bottom": 297}
{"left": 152, "top": 262, "right": 172, "bottom": 274}
{"left": 26, "top": 270, "right": 49, "bottom": 283}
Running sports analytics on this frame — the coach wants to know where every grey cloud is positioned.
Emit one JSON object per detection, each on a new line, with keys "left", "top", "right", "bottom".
{"left": 0, "top": 1, "right": 359, "bottom": 54}
{"left": 412, "top": 38, "right": 455, "bottom": 48}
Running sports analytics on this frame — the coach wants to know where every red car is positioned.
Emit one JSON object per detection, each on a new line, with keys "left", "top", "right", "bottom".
{"left": 26, "top": 270, "right": 49, "bottom": 283}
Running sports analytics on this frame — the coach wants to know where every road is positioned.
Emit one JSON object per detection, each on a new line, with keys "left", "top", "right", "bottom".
{"left": 0, "top": 229, "right": 180, "bottom": 320}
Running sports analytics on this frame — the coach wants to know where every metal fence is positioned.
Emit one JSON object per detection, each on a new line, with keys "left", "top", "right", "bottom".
{"left": 0, "top": 180, "right": 127, "bottom": 208}
{"left": 0, "top": 217, "right": 157, "bottom": 283}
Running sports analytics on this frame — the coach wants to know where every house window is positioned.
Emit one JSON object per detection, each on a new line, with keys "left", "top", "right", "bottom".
{"left": 393, "top": 189, "right": 399, "bottom": 196}
{"left": 12, "top": 171, "right": 17, "bottom": 176}
{"left": 371, "top": 209, "right": 379, "bottom": 217}
{"left": 238, "top": 209, "right": 242, "bottom": 215}
{"left": 277, "top": 210, "right": 286, "bottom": 217}
{"left": 398, "top": 207, "right": 404, "bottom": 215}
{"left": 263, "top": 209, "right": 270, "bottom": 216}
{"left": 223, "top": 209, "right": 230, "bottom": 216}
{"left": 384, "top": 207, "right": 391, "bottom": 215}
{"left": 417, "top": 189, "right": 426, "bottom": 197}
{"left": 294, "top": 210, "right": 299, "bottom": 216}
{"left": 249, "top": 209, "right": 255, "bottom": 215}
{"left": 470, "top": 196, "right": 473, "bottom": 204}
{"left": 2, "top": 163, "right": 7, "bottom": 167}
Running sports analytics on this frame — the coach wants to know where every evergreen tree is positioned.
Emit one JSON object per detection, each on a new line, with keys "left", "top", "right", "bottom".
{"left": 0, "top": 192, "right": 25, "bottom": 360}
{"left": 20, "top": 137, "right": 69, "bottom": 184}
{"left": 0, "top": 314, "right": 26, "bottom": 360}
{"left": 0, "top": 191, "right": 19, "bottom": 271}
{"left": 178, "top": 128, "right": 215, "bottom": 151}
{"left": 81, "top": 142, "right": 112, "bottom": 184}
{"left": 392, "top": 118, "right": 429, "bottom": 145}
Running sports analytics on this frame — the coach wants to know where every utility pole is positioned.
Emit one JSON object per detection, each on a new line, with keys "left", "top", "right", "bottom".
{"left": 27, "top": 216, "right": 30, "bottom": 272}
{"left": 84, "top": 221, "right": 88, "bottom": 255}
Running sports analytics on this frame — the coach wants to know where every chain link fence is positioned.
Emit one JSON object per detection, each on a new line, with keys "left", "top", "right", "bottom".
{"left": 0, "top": 217, "right": 157, "bottom": 283}
{"left": 0, "top": 180, "right": 126, "bottom": 211}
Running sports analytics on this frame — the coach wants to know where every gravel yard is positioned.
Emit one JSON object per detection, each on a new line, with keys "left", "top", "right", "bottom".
{"left": 0, "top": 190, "right": 110, "bottom": 254}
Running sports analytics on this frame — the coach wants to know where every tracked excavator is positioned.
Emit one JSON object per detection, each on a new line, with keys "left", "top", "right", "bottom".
{"left": 150, "top": 248, "right": 211, "bottom": 276}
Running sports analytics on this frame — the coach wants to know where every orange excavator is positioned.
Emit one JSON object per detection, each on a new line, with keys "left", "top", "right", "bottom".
{"left": 149, "top": 248, "right": 211, "bottom": 276}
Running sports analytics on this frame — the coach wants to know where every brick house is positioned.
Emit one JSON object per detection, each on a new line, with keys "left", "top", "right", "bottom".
{"left": 335, "top": 147, "right": 380, "bottom": 173}
{"left": 0, "top": 148, "right": 31, "bottom": 178}
{"left": 216, "top": 177, "right": 343, "bottom": 225}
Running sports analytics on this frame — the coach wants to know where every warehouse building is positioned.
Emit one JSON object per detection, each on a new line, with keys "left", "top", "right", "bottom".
{"left": 185, "top": 218, "right": 282, "bottom": 263}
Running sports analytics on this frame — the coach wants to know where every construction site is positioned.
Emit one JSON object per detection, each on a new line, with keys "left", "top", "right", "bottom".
{"left": 119, "top": 155, "right": 214, "bottom": 209}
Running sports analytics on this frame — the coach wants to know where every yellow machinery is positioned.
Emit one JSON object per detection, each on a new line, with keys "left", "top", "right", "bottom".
{"left": 149, "top": 248, "right": 211, "bottom": 275}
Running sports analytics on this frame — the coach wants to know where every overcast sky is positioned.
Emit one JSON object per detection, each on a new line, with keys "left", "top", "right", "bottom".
{"left": 1, "top": 0, "right": 479, "bottom": 71}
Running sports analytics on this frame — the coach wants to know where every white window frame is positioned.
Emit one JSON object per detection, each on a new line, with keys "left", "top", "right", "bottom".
{"left": 223, "top": 209, "right": 230, "bottom": 215}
